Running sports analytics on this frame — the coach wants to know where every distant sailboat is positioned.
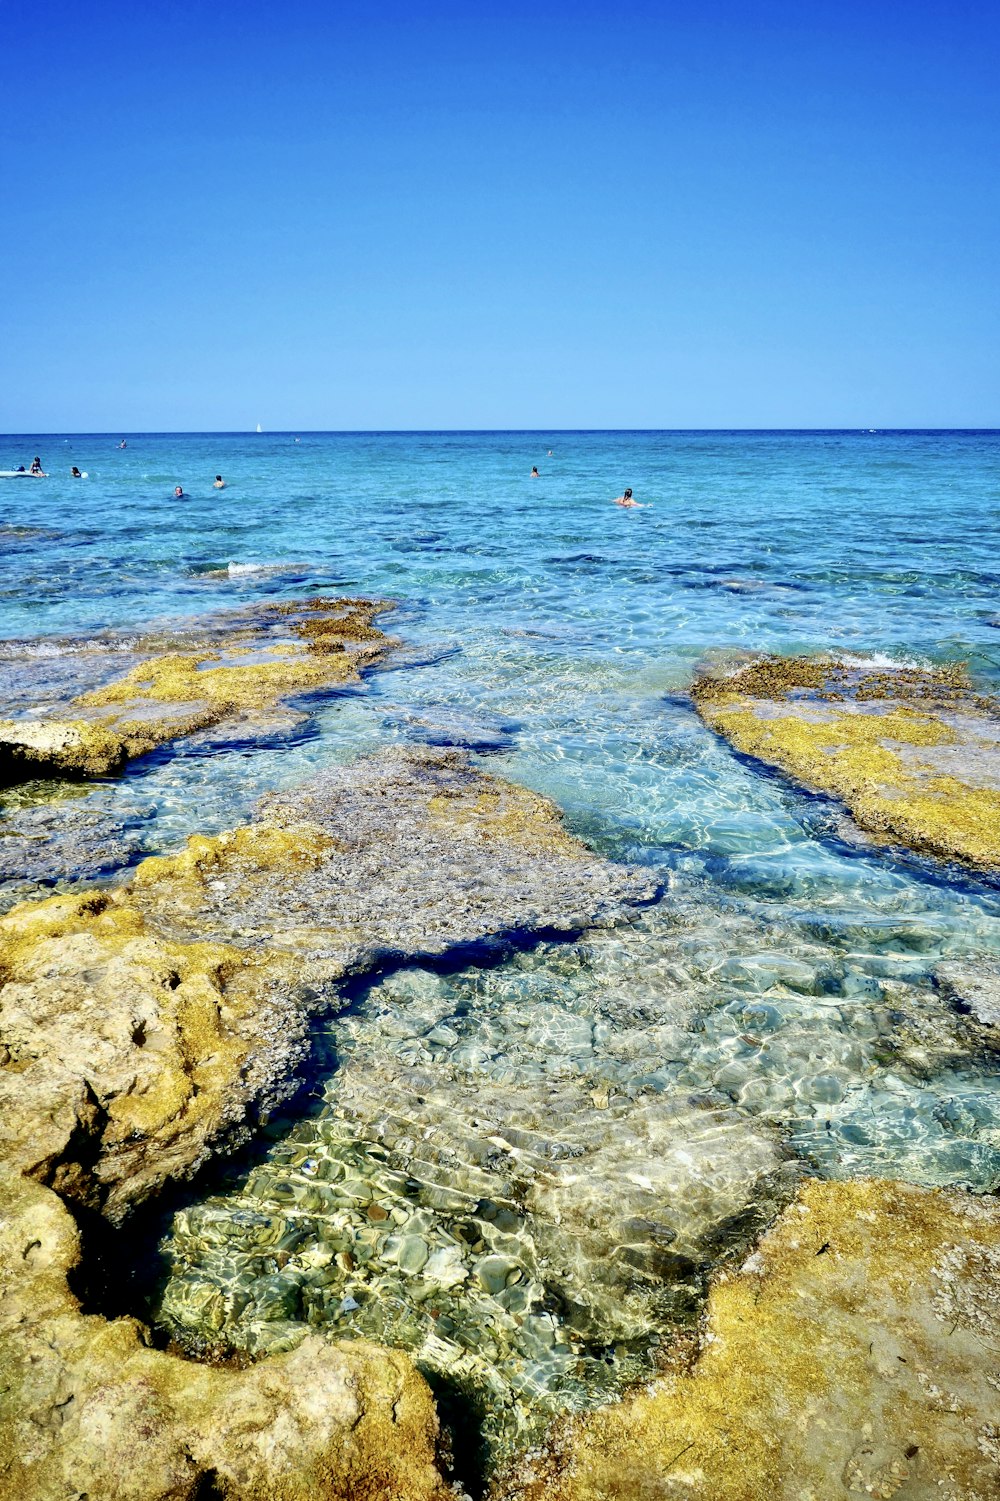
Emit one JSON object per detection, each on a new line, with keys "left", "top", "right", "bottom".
{"left": 256, "top": 423, "right": 263, "bottom": 433}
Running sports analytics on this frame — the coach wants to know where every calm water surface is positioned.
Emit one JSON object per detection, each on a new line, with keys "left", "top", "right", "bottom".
{"left": 3, "top": 430, "right": 1000, "bottom": 1471}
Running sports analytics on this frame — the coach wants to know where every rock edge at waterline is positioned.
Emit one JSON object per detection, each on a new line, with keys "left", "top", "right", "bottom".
{"left": 692, "top": 654, "right": 1000, "bottom": 871}
{"left": 0, "top": 596, "right": 395, "bottom": 784}
{"left": 499, "top": 1176, "right": 1000, "bottom": 1501}
{"left": 0, "top": 748, "right": 656, "bottom": 1500}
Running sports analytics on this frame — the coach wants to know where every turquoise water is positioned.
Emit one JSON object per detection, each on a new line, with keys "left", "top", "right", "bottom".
{"left": 3, "top": 429, "right": 999, "bottom": 868}
{"left": 4, "top": 430, "right": 1000, "bottom": 1469}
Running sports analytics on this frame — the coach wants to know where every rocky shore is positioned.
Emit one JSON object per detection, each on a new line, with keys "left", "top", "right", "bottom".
{"left": 0, "top": 597, "right": 395, "bottom": 783}
{"left": 1, "top": 619, "right": 998, "bottom": 1500}
{"left": 501, "top": 1177, "right": 1000, "bottom": 1501}
{"left": 692, "top": 655, "right": 1000, "bottom": 871}
{"left": 0, "top": 744, "right": 654, "bottom": 1499}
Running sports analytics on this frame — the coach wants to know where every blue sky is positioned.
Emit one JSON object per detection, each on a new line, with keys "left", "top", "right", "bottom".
{"left": 2, "top": 0, "right": 998, "bottom": 430}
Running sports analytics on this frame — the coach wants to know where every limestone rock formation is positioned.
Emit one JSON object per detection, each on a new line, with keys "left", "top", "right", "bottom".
{"left": 0, "top": 597, "right": 395, "bottom": 784}
{"left": 0, "top": 748, "right": 654, "bottom": 1498}
{"left": 500, "top": 1177, "right": 1000, "bottom": 1501}
{"left": 0, "top": 1172, "right": 448, "bottom": 1501}
{"left": 693, "top": 655, "right": 1000, "bottom": 870}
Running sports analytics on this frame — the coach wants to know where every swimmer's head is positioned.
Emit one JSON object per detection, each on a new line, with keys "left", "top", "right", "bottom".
{"left": 623, "top": 488, "right": 633, "bottom": 499}
{"left": 174, "top": 486, "right": 183, "bottom": 497}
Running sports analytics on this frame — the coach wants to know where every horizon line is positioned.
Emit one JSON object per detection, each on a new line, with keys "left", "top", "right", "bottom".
{"left": 4, "top": 426, "right": 1000, "bottom": 439}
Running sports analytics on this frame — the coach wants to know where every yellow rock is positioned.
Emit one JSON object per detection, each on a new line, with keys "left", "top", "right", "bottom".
{"left": 501, "top": 1177, "right": 1000, "bottom": 1501}
{"left": 0, "top": 597, "right": 396, "bottom": 784}
{"left": 693, "top": 655, "right": 1000, "bottom": 870}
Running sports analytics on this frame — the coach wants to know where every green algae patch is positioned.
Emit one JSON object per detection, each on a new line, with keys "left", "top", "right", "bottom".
{"left": 82, "top": 644, "right": 351, "bottom": 711}
{"left": 502, "top": 1177, "right": 1000, "bottom": 1501}
{"left": 0, "top": 597, "right": 396, "bottom": 788}
{"left": 131, "top": 821, "right": 338, "bottom": 891}
{"left": 693, "top": 654, "right": 1000, "bottom": 871}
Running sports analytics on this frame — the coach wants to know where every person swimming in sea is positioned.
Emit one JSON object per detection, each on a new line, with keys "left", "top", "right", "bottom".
{"left": 612, "top": 487, "right": 644, "bottom": 508}
{"left": 118, "top": 439, "right": 127, "bottom": 449}
{"left": 71, "top": 467, "right": 82, "bottom": 478}
{"left": 173, "top": 485, "right": 187, "bottom": 499}
{"left": 213, "top": 475, "right": 226, "bottom": 488}
{"left": 29, "top": 456, "right": 46, "bottom": 476}
{"left": 531, "top": 466, "right": 539, "bottom": 477}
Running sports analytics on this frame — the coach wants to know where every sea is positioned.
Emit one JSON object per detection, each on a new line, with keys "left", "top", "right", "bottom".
{"left": 3, "top": 429, "right": 1000, "bottom": 1471}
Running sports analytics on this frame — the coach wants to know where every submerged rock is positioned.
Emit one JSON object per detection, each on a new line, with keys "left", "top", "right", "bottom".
{"left": 151, "top": 921, "right": 799, "bottom": 1472}
{"left": 0, "top": 748, "right": 653, "bottom": 1497}
{"left": 500, "top": 1177, "right": 1000, "bottom": 1501}
{"left": 0, "top": 597, "right": 395, "bottom": 785}
{"left": 0, "top": 1175, "right": 447, "bottom": 1501}
{"left": 693, "top": 655, "right": 1000, "bottom": 871}
{"left": 935, "top": 959, "right": 1000, "bottom": 1051}
{"left": 0, "top": 798, "right": 144, "bottom": 896}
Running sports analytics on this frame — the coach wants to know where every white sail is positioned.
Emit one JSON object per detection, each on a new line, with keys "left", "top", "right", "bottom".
{"left": 256, "top": 423, "right": 263, "bottom": 433}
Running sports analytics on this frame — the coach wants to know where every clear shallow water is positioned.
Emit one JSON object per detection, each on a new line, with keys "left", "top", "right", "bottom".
{"left": 3, "top": 430, "right": 1000, "bottom": 1471}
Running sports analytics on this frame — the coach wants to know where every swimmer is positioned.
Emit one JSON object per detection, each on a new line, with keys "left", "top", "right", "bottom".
{"left": 173, "top": 485, "right": 187, "bottom": 499}
{"left": 29, "top": 456, "right": 46, "bottom": 476}
{"left": 118, "top": 439, "right": 127, "bottom": 449}
{"left": 71, "top": 466, "right": 82, "bottom": 478}
{"left": 612, "top": 487, "right": 644, "bottom": 508}
{"left": 530, "top": 466, "right": 539, "bottom": 477}
{"left": 213, "top": 474, "right": 226, "bottom": 488}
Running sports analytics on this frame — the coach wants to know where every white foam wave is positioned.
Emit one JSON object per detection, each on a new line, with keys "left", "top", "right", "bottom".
{"left": 0, "top": 635, "right": 140, "bottom": 660}
{"left": 834, "top": 650, "right": 933, "bottom": 672}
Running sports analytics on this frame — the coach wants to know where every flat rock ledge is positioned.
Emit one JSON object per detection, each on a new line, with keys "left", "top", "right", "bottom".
{"left": 692, "top": 654, "right": 1000, "bottom": 871}
{"left": 0, "top": 596, "right": 395, "bottom": 784}
{"left": 0, "top": 748, "right": 655, "bottom": 1500}
{"left": 499, "top": 1177, "right": 1000, "bottom": 1501}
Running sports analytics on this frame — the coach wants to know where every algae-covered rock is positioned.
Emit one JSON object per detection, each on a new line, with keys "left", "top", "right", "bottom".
{"left": 501, "top": 1177, "right": 1000, "bottom": 1501}
{"left": 0, "top": 1172, "right": 449, "bottom": 1501}
{"left": 127, "top": 747, "right": 658, "bottom": 963}
{"left": 0, "top": 597, "right": 395, "bottom": 784}
{"left": 0, "top": 748, "right": 653, "bottom": 1220}
{"left": 0, "top": 748, "right": 653, "bottom": 1497}
{"left": 693, "top": 655, "right": 1000, "bottom": 871}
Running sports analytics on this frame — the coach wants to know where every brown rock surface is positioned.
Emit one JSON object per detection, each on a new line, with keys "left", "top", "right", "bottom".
{"left": 499, "top": 1177, "right": 1000, "bottom": 1501}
